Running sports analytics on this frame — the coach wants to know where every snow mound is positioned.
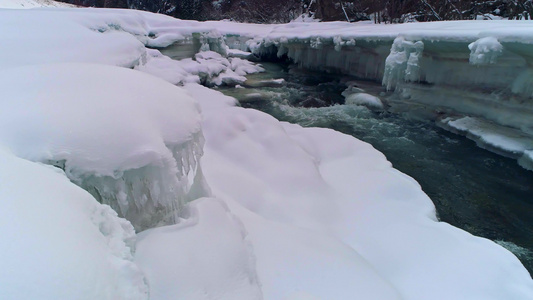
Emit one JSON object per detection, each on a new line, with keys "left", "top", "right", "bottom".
{"left": 468, "top": 37, "right": 503, "bottom": 65}
{"left": 0, "top": 63, "right": 207, "bottom": 230}
{"left": 135, "top": 48, "right": 201, "bottom": 85}
{"left": 136, "top": 49, "right": 264, "bottom": 86}
{"left": 135, "top": 198, "right": 263, "bottom": 300}
{"left": 190, "top": 51, "right": 264, "bottom": 86}
{"left": 343, "top": 86, "right": 384, "bottom": 109}
{"left": 0, "top": 150, "right": 147, "bottom": 300}
{"left": 345, "top": 92, "right": 384, "bottom": 109}
{"left": 0, "top": 8, "right": 222, "bottom": 71}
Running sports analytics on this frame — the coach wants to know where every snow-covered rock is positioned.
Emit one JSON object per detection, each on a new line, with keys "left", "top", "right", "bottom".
{"left": 0, "top": 63, "right": 206, "bottom": 230}
{"left": 345, "top": 92, "right": 384, "bottom": 109}
{"left": 383, "top": 37, "right": 424, "bottom": 90}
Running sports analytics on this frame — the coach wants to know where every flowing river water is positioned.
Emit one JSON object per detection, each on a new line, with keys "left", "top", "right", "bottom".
{"left": 218, "top": 62, "right": 533, "bottom": 275}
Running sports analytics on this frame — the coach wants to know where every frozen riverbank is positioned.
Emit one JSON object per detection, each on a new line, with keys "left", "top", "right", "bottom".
{"left": 209, "top": 20, "right": 533, "bottom": 170}
{"left": 220, "top": 62, "right": 533, "bottom": 274}
{"left": 0, "top": 6, "right": 532, "bottom": 299}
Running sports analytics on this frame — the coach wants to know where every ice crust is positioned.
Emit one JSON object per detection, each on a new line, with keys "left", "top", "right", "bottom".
{"left": 1, "top": 4, "right": 533, "bottom": 300}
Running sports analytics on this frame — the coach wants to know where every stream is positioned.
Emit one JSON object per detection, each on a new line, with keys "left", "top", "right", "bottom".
{"left": 218, "top": 62, "right": 533, "bottom": 275}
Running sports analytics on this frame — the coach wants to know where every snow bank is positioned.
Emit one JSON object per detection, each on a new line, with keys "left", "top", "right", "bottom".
{"left": 178, "top": 84, "right": 533, "bottom": 300}
{"left": 0, "top": 150, "right": 147, "bottom": 300}
{"left": 0, "top": 0, "right": 75, "bottom": 8}
{"left": 0, "top": 8, "right": 218, "bottom": 71}
{"left": 0, "top": 63, "right": 206, "bottom": 230}
{"left": 135, "top": 198, "right": 263, "bottom": 300}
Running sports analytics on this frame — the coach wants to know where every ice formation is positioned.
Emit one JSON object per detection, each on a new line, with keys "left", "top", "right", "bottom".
{"left": 382, "top": 37, "right": 424, "bottom": 90}
{"left": 0, "top": 63, "right": 206, "bottom": 230}
{"left": 468, "top": 36, "right": 504, "bottom": 65}
{"left": 439, "top": 116, "right": 533, "bottom": 171}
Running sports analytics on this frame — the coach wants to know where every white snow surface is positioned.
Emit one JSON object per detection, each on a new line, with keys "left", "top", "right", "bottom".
{"left": 0, "top": 5, "right": 533, "bottom": 300}
{"left": 0, "top": 150, "right": 147, "bottom": 300}
{"left": 179, "top": 84, "right": 533, "bottom": 300}
{"left": 210, "top": 19, "right": 533, "bottom": 44}
{"left": 0, "top": 0, "right": 75, "bottom": 8}
{"left": 0, "top": 63, "right": 204, "bottom": 230}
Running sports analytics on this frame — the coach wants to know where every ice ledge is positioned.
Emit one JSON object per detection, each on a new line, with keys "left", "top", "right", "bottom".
{"left": 0, "top": 63, "right": 210, "bottom": 231}
{"left": 438, "top": 116, "right": 533, "bottom": 170}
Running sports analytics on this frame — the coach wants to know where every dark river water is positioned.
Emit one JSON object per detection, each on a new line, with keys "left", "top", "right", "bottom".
{"left": 219, "top": 62, "right": 533, "bottom": 275}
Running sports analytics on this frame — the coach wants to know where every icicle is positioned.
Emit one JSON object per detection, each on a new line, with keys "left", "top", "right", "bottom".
{"left": 382, "top": 37, "right": 424, "bottom": 90}
{"left": 75, "top": 131, "right": 208, "bottom": 231}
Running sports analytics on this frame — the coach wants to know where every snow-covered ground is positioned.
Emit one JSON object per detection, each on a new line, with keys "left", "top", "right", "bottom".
{"left": 1, "top": 5, "right": 533, "bottom": 300}
{"left": 0, "top": 0, "right": 76, "bottom": 8}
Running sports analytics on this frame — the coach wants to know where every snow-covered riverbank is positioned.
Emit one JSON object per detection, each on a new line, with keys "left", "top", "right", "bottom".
{"left": 1, "top": 6, "right": 532, "bottom": 300}
{"left": 212, "top": 20, "right": 533, "bottom": 170}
